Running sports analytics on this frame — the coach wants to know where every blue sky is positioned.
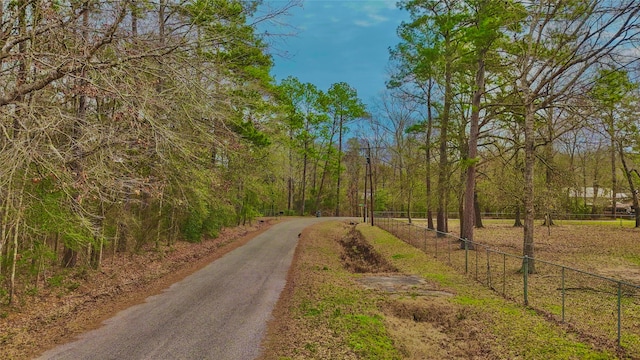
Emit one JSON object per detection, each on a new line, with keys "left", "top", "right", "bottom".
{"left": 258, "top": 0, "right": 409, "bottom": 108}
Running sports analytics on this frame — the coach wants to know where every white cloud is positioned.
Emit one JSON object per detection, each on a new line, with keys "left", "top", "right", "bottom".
{"left": 353, "top": 10, "right": 390, "bottom": 27}
{"left": 354, "top": 19, "right": 374, "bottom": 27}
{"left": 369, "top": 13, "right": 389, "bottom": 23}
{"left": 345, "top": 2, "right": 395, "bottom": 27}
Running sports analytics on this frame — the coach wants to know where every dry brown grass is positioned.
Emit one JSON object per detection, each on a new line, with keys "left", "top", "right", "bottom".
{"left": 379, "top": 218, "right": 640, "bottom": 357}
{"left": 261, "top": 220, "right": 500, "bottom": 359}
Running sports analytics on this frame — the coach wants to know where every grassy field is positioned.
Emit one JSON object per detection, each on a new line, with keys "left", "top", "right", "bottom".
{"left": 442, "top": 219, "right": 636, "bottom": 228}
{"left": 261, "top": 220, "right": 625, "bottom": 359}
{"left": 443, "top": 218, "right": 638, "bottom": 228}
{"left": 391, "top": 218, "right": 640, "bottom": 282}
{"left": 379, "top": 217, "right": 640, "bottom": 357}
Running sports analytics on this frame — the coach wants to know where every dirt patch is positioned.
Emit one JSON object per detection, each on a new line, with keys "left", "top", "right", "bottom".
{"left": 382, "top": 298, "right": 459, "bottom": 325}
{"left": 357, "top": 275, "right": 454, "bottom": 297}
{"left": 338, "top": 226, "right": 397, "bottom": 273}
{"left": 381, "top": 298, "right": 495, "bottom": 359}
{"left": 0, "top": 218, "right": 277, "bottom": 360}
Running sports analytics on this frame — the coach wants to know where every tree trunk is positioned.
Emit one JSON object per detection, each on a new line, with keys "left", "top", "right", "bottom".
{"left": 610, "top": 117, "right": 617, "bottom": 218}
{"left": 131, "top": 2, "right": 138, "bottom": 36}
{"left": 300, "top": 141, "right": 308, "bottom": 215}
{"left": 0, "top": 189, "right": 12, "bottom": 276}
{"left": 9, "top": 217, "right": 21, "bottom": 304}
{"left": 462, "top": 54, "right": 484, "bottom": 246}
{"left": 91, "top": 232, "right": 102, "bottom": 270}
{"left": 157, "top": 0, "right": 166, "bottom": 91}
{"left": 523, "top": 101, "right": 536, "bottom": 273}
{"left": 315, "top": 130, "right": 336, "bottom": 213}
{"left": 514, "top": 205, "right": 523, "bottom": 227}
{"left": 474, "top": 190, "right": 483, "bottom": 228}
{"left": 426, "top": 155, "right": 434, "bottom": 228}
{"left": 407, "top": 171, "right": 413, "bottom": 224}
{"left": 63, "top": 5, "right": 90, "bottom": 268}
{"left": 425, "top": 79, "right": 434, "bottom": 230}
{"left": 287, "top": 175, "right": 293, "bottom": 213}
{"left": 592, "top": 182, "right": 600, "bottom": 215}
{"left": 62, "top": 246, "right": 78, "bottom": 268}
{"left": 315, "top": 155, "right": 330, "bottom": 213}
{"left": 8, "top": 169, "right": 27, "bottom": 304}
{"left": 336, "top": 114, "right": 344, "bottom": 217}
{"left": 437, "top": 39, "right": 452, "bottom": 238}
{"left": 458, "top": 194, "right": 464, "bottom": 240}
{"left": 618, "top": 143, "right": 640, "bottom": 228}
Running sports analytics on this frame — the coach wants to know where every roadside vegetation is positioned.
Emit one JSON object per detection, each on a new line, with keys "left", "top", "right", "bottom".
{"left": 262, "top": 220, "right": 619, "bottom": 359}
{"left": 0, "top": 220, "right": 272, "bottom": 359}
{"left": 2, "top": 2, "right": 640, "bottom": 356}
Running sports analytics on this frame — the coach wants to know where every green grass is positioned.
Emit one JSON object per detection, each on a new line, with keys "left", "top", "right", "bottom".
{"left": 267, "top": 221, "right": 625, "bottom": 359}
{"left": 376, "top": 217, "right": 640, "bottom": 357}
{"left": 302, "top": 278, "right": 401, "bottom": 359}
{"left": 269, "top": 221, "right": 401, "bottom": 360}
{"left": 358, "top": 224, "right": 617, "bottom": 359}
{"left": 344, "top": 314, "right": 398, "bottom": 359}
{"left": 623, "top": 254, "right": 640, "bottom": 266}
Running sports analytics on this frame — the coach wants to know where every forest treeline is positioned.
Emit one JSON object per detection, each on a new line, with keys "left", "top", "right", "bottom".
{"left": 2, "top": 0, "right": 640, "bottom": 304}
{"left": 361, "top": 0, "right": 640, "bottom": 273}
{"left": 0, "top": 0, "right": 311, "bottom": 304}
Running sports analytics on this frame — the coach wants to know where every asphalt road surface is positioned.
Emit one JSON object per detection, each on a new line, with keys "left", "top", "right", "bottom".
{"left": 38, "top": 217, "right": 337, "bottom": 360}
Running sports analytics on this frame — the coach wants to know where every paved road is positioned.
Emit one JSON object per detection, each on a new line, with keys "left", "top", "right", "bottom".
{"left": 38, "top": 217, "right": 337, "bottom": 360}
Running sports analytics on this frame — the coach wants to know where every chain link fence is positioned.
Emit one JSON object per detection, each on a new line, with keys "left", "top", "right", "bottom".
{"left": 382, "top": 211, "right": 637, "bottom": 222}
{"left": 374, "top": 213, "right": 640, "bottom": 356}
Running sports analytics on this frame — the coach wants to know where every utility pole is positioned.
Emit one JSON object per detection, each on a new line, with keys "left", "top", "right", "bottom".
{"left": 367, "top": 142, "right": 374, "bottom": 226}
{"left": 363, "top": 156, "right": 368, "bottom": 223}
{"left": 360, "top": 140, "right": 377, "bottom": 226}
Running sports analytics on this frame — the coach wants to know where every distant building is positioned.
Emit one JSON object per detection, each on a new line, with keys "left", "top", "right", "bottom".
{"left": 567, "top": 187, "right": 633, "bottom": 213}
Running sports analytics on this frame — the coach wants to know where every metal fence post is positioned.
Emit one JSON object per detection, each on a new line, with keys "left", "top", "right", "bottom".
{"left": 561, "top": 266, "right": 565, "bottom": 322}
{"left": 475, "top": 244, "right": 479, "bottom": 280}
{"left": 486, "top": 248, "right": 491, "bottom": 288}
{"left": 423, "top": 227, "right": 427, "bottom": 252}
{"left": 502, "top": 253, "right": 506, "bottom": 296}
{"left": 523, "top": 256, "right": 529, "bottom": 306}
{"left": 618, "top": 282, "right": 622, "bottom": 347}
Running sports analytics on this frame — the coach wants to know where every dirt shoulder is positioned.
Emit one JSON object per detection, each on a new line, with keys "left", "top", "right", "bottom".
{"left": 0, "top": 218, "right": 278, "bottom": 360}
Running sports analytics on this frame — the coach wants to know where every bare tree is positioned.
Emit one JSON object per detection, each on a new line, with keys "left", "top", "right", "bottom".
{"left": 510, "top": 0, "right": 640, "bottom": 273}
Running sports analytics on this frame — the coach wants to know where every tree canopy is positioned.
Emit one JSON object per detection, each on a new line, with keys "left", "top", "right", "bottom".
{"left": 3, "top": 0, "right": 640, "bottom": 307}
